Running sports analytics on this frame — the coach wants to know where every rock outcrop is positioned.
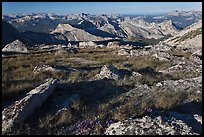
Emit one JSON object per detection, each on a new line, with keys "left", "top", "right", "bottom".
{"left": 79, "top": 41, "right": 97, "bottom": 48}
{"left": 2, "top": 40, "right": 29, "bottom": 53}
{"left": 159, "top": 59, "right": 202, "bottom": 75}
{"left": 151, "top": 51, "right": 171, "bottom": 61}
{"left": 125, "top": 84, "right": 151, "bottom": 98}
{"left": 33, "top": 65, "right": 61, "bottom": 74}
{"left": 130, "top": 71, "right": 142, "bottom": 78}
{"left": 117, "top": 48, "right": 130, "bottom": 56}
{"left": 130, "top": 49, "right": 150, "bottom": 57}
{"left": 2, "top": 78, "right": 57, "bottom": 134}
{"left": 153, "top": 75, "right": 202, "bottom": 94}
{"left": 55, "top": 47, "right": 78, "bottom": 54}
{"left": 33, "top": 65, "right": 77, "bottom": 74}
{"left": 95, "top": 65, "right": 122, "bottom": 81}
{"left": 104, "top": 74, "right": 202, "bottom": 135}
{"left": 105, "top": 110, "right": 200, "bottom": 135}
{"left": 126, "top": 75, "right": 202, "bottom": 98}
{"left": 107, "top": 41, "right": 120, "bottom": 49}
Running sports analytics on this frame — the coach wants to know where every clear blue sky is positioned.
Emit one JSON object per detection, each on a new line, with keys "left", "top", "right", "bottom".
{"left": 2, "top": 2, "right": 202, "bottom": 15}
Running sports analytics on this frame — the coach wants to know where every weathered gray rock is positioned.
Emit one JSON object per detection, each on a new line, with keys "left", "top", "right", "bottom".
{"left": 79, "top": 41, "right": 97, "bottom": 48}
{"left": 151, "top": 51, "right": 171, "bottom": 61}
{"left": 125, "top": 84, "right": 151, "bottom": 98}
{"left": 66, "top": 43, "right": 72, "bottom": 48}
{"left": 144, "top": 45, "right": 153, "bottom": 49}
{"left": 130, "top": 49, "right": 150, "bottom": 57}
{"left": 55, "top": 47, "right": 78, "bottom": 55}
{"left": 105, "top": 111, "right": 200, "bottom": 135}
{"left": 2, "top": 40, "right": 29, "bottom": 53}
{"left": 97, "top": 44, "right": 106, "bottom": 48}
{"left": 33, "top": 65, "right": 77, "bottom": 74}
{"left": 39, "top": 44, "right": 56, "bottom": 50}
{"left": 118, "top": 48, "right": 130, "bottom": 56}
{"left": 159, "top": 58, "right": 202, "bottom": 75}
{"left": 107, "top": 41, "right": 120, "bottom": 49}
{"left": 131, "top": 71, "right": 142, "bottom": 77}
{"left": 154, "top": 44, "right": 173, "bottom": 51}
{"left": 153, "top": 75, "right": 202, "bottom": 94}
{"left": 125, "top": 75, "right": 202, "bottom": 100}
{"left": 2, "top": 78, "right": 57, "bottom": 134}
{"left": 120, "top": 44, "right": 133, "bottom": 50}
{"left": 33, "top": 65, "right": 61, "bottom": 74}
{"left": 95, "top": 65, "right": 121, "bottom": 81}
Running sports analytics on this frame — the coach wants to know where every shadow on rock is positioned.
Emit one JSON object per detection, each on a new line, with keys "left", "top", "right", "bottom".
{"left": 149, "top": 101, "right": 202, "bottom": 135}
{"left": 138, "top": 67, "right": 162, "bottom": 77}
{"left": 57, "top": 79, "right": 129, "bottom": 106}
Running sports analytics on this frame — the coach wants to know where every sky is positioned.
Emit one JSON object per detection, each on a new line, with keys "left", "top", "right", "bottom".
{"left": 2, "top": 2, "right": 202, "bottom": 15}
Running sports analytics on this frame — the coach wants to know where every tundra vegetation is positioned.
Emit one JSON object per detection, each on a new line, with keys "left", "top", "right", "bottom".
{"left": 2, "top": 45, "right": 201, "bottom": 135}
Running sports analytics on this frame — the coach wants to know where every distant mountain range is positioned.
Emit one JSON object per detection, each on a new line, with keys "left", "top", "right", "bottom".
{"left": 2, "top": 10, "right": 202, "bottom": 47}
{"left": 3, "top": 10, "right": 201, "bottom": 32}
{"left": 140, "top": 10, "right": 202, "bottom": 29}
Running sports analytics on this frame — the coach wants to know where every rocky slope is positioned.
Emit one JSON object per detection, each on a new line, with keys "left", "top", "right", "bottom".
{"left": 162, "top": 20, "right": 202, "bottom": 53}
{"left": 51, "top": 23, "right": 104, "bottom": 41}
{"left": 2, "top": 20, "right": 68, "bottom": 46}
{"left": 2, "top": 20, "right": 23, "bottom": 47}
{"left": 119, "top": 19, "right": 178, "bottom": 39}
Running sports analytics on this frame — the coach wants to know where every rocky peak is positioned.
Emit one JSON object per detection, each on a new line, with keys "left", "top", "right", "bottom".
{"left": 159, "top": 20, "right": 173, "bottom": 27}
{"left": 52, "top": 24, "right": 75, "bottom": 33}
{"left": 163, "top": 20, "right": 202, "bottom": 49}
{"left": 166, "top": 10, "right": 180, "bottom": 16}
{"left": 137, "top": 19, "right": 150, "bottom": 27}
{"left": 158, "top": 20, "right": 178, "bottom": 35}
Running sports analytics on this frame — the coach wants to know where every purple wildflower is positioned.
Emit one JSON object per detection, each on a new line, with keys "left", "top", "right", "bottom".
{"left": 145, "top": 107, "right": 153, "bottom": 113}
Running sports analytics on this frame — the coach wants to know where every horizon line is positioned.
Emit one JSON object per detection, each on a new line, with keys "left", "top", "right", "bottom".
{"left": 2, "top": 10, "right": 202, "bottom": 16}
